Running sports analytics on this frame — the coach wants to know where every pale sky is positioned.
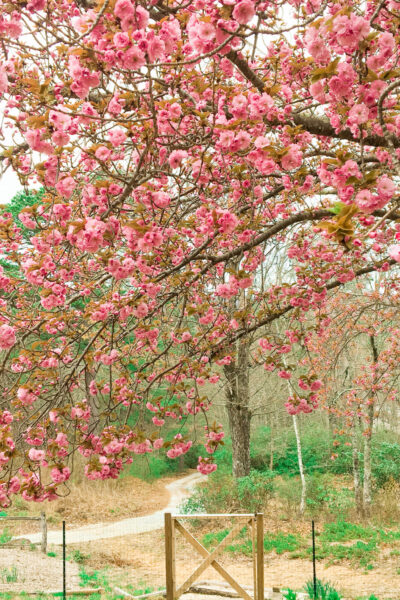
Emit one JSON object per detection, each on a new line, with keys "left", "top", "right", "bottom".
{"left": 0, "top": 167, "right": 21, "bottom": 205}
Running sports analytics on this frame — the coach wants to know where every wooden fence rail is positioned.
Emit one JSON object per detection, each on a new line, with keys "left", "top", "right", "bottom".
{"left": 0, "top": 511, "right": 47, "bottom": 553}
{"left": 165, "top": 513, "right": 264, "bottom": 600}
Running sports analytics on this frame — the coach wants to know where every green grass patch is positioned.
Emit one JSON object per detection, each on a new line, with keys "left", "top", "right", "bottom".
{"left": 202, "top": 529, "right": 302, "bottom": 556}
{"left": 200, "top": 519, "right": 400, "bottom": 568}
{"left": 263, "top": 532, "right": 302, "bottom": 554}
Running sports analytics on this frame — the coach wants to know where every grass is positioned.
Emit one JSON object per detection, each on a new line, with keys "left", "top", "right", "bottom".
{"left": 0, "top": 528, "right": 12, "bottom": 545}
{"left": 202, "top": 528, "right": 302, "bottom": 556}
{"left": 303, "top": 578, "right": 342, "bottom": 599}
{"left": 321, "top": 520, "right": 400, "bottom": 543}
{"left": 0, "top": 567, "right": 19, "bottom": 584}
{"left": 79, "top": 567, "right": 109, "bottom": 589}
{"left": 200, "top": 518, "right": 400, "bottom": 569}
{"left": 264, "top": 532, "right": 301, "bottom": 554}
{"left": 69, "top": 550, "right": 90, "bottom": 564}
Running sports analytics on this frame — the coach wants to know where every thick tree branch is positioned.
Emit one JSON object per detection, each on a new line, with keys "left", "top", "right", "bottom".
{"left": 227, "top": 51, "right": 400, "bottom": 149}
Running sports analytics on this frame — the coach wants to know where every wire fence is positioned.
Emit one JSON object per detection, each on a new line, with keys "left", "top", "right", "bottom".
{"left": 0, "top": 514, "right": 399, "bottom": 600}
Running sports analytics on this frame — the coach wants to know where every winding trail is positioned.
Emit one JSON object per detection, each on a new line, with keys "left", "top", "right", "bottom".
{"left": 18, "top": 471, "right": 205, "bottom": 546}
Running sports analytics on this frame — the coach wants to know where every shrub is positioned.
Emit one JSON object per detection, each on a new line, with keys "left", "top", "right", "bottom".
{"left": 236, "top": 470, "right": 274, "bottom": 512}
{"left": 274, "top": 477, "right": 302, "bottom": 513}
{"left": 267, "top": 425, "right": 332, "bottom": 477}
{"left": 371, "top": 439, "right": 400, "bottom": 488}
{"left": 181, "top": 470, "right": 274, "bottom": 514}
{"left": 124, "top": 453, "right": 181, "bottom": 480}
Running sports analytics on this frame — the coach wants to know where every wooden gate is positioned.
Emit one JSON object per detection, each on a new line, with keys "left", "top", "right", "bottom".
{"left": 165, "top": 513, "right": 264, "bottom": 600}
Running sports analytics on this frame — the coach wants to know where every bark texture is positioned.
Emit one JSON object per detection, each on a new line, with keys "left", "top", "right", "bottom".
{"left": 352, "top": 416, "right": 363, "bottom": 516}
{"left": 224, "top": 340, "right": 251, "bottom": 478}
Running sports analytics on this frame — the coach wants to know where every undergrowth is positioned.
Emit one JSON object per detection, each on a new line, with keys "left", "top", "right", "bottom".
{"left": 200, "top": 519, "right": 400, "bottom": 569}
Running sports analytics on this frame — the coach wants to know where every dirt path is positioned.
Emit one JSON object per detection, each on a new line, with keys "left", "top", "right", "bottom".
{"left": 17, "top": 471, "right": 205, "bottom": 545}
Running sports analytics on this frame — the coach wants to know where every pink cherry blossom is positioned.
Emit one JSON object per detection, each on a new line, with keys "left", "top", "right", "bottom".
{"left": 388, "top": 245, "right": 400, "bottom": 262}
{"left": 107, "top": 128, "right": 127, "bottom": 147}
{"left": 114, "top": 0, "right": 134, "bottom": 19}
{"left": 377, "top": 175, "right": 396, "bottom": 199}
{"left": 0, "top": 324, "right": 16, "bottom": 349}
{"left": 233, "top": 1, "right": 256, "bottom": 25}
{"left": 278, "top": 370, "right": 292, "bottom": 379}
{"left": 348, "top": 103, "right": 369, "bottom": 125}
{"left": 134, "top": 302, "right": 149, "bottom": 318}
{"left": 281, "top": 145, "right": 302, "bottom": 171}
{"left": 95, "top": 146, "right": 112, "bottom": 161}
{"left": 56, "top": 176, "right": 76, "bottom": 199}
{"left": 51, "top": 467, "right": 70, "bottom": 483}
{"left": 0, "top": 63, "right": 8, "bottom": 94}
{"left": 332, "top": 15, "right": 369, "bottom": 50}
{"left": 114, "top": 32, "right": 130, "bottom": 48}
{"left": 28, "top": 448, "right": 45, "bottom": 461}
{"left": 123, "top": 47, "right": 145, "bottom": 70}
{"left": 197, "top": 22, "right": 216, "bottom": 41}
{"left": 169, "top": 150, "right": 187, "bottom": 169}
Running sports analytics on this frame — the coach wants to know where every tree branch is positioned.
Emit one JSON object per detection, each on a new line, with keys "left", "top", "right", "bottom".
{"left": 227, "top": 51, "right": 400, "bottom": 149}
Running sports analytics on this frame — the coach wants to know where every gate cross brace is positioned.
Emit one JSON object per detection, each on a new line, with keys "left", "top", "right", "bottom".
{"left": 175, "top": 519, "right": 253, "bottom": 600}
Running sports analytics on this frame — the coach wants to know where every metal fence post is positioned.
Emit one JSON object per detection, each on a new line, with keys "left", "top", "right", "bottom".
{"left": 312, "top": 520, "right": 317, "bottom": 599}
{"left": 63, "top": 520, "right": 66, "bottom": 600}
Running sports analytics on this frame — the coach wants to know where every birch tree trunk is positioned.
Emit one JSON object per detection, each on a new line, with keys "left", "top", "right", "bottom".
{"left": 292, "top": 414, "right": 307, "bottom": 514}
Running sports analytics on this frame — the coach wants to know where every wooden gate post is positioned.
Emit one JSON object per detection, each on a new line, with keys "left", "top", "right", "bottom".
{"left": 165, "top": 513, "right": 176, "bottom": 600}
{"left": 40, "top": 512, "right": 47, "bottom": 554}
{"left": 251, "top": 517, "right": 257, "bottom": 600}
{"left": 256, "top": 514, "right": 264, "bottom": 600}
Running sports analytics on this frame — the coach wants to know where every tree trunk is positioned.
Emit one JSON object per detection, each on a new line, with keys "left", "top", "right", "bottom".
{"left": 224, "top": 340, "right": 251, "bottom": 478}
{"left": 363, "top": 402, "right": 374, "bottom": 517}
{"left": 292, "top": 414, "right": 307, "bottom": 514}
{"left": 269, "top": 415, "right": 274, "bottom": 471}
{"left": 363, "top": 335, "right": 378, "bottom": 517}
{"left": 280, "top": 341, "right": 307, "bottom": 515}
{"left": 351, "top": 416, "right": 363, "bottom": 516}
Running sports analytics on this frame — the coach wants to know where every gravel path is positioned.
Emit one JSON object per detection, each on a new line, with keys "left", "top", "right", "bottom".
{"left": 16, "top": 471, "right": 205, "bottom": 545}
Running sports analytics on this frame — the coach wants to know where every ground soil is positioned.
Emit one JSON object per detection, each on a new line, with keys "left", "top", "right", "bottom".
{"left": 69, "top": 523, "right": 400, "bottom": 599}
{"left": 0, "top": 547, "right": 80, "bottom": 592}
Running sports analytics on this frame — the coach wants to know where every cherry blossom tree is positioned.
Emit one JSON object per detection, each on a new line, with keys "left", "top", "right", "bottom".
{"left": 307, "top": 282, "right": 400, "bottom": 515}
{"left": 0, "top": 0, "right": 400, "bottom": 503}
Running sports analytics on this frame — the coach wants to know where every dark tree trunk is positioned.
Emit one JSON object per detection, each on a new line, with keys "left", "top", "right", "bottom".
{"left": 363, "top": 405, "right": 373, "bottom": 517}
{"left": 352, "top": 416, "right": 363, "bottom": 517}
{"left": 224, "top": 340, "right": 251, "bottom": 478}
{"left": 363, "top": 335, "right": 378, "bottom": 517}
{"left": 227, "top": 401, "right": 251, "bottom": 478}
